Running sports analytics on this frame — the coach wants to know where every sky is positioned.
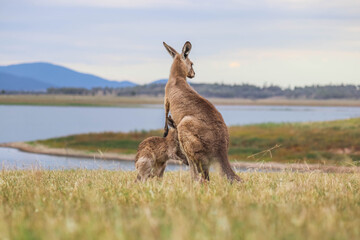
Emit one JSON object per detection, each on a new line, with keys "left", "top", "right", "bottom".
{"left": 0, "top": 0, "right": 359, "bottom": 87}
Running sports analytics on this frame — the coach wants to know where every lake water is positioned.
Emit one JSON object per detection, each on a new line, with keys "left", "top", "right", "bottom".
{"left": 1, "top": 104, "right": 360, "bottom": 143}
{"left": 0, "top": 147, "right": 188, "bottom": 171}
{"left": 0, "top": 147, "right": 259, "bottom": 172}
{"left": 1, "top": 104, "right": 359, "bottom": 170}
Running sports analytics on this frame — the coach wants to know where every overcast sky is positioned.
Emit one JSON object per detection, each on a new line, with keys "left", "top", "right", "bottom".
{"left": 1, "top": 0, "right": 359, "bottom": 86}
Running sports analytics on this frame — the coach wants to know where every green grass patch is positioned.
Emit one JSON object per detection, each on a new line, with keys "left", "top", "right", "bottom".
{"left": 33, "top": 118, "right": 360, "bottom": 164}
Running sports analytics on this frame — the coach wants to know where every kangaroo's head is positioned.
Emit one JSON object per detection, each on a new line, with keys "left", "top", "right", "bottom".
{"left": 163, "top": 41, "right": 195, "bottom": 79}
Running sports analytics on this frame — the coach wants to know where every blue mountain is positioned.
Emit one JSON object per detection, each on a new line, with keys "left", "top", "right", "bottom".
{"left": 0, "top": 72, "right": 54, "bottom": 91}
{"left": 0, "top": 62, "right": 137, "bottom": 89}
{"left": 148, "top": 79, "right": 192, "bottom": 85}
{"left": 149, "top": 79, "right": 168, "bottom": 85}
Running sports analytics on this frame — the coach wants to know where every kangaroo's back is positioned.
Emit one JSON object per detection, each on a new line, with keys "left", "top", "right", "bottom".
{"left": 165, "top": 78, "right": 227, "bottom": 133}
{"left": 135, "top": 137, "right": 165, "bottom": 163}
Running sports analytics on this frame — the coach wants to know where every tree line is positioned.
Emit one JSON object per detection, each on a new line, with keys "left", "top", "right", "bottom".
{"left": 3, "top": 83, "right": 360, "bottom": 99}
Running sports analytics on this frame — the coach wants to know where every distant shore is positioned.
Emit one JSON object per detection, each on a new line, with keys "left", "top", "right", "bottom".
{"left": 1, "top": 94, "right": 360, "bottom": 107}
{"left": 2, "top": 142, "right": 359, "bottom": 173}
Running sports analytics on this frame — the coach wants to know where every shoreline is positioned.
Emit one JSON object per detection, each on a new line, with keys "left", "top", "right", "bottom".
{"left": 1, "top": 142, "right": 359, "bottom": 173}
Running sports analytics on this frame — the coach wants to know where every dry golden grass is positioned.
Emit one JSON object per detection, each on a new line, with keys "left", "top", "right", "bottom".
{"left": 0, "top": 170, "right": 359, "bottom": 240}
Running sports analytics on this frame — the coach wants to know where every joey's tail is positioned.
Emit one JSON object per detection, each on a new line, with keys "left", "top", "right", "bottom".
{"left": 218, "top": 152, "right": 242, "bottom": 182}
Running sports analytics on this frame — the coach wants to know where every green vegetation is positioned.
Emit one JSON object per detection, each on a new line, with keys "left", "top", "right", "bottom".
{"left": 35, "top": 130, "right": 161, "bottom": 155}
{"left": 0, "top": 170, "right": 359, "bottom": 240}
{"left": 45, "top": 84, "right": 360, "bottom": 99}
{"left": 34, "top": 118, "right": 360, "bottom": 165}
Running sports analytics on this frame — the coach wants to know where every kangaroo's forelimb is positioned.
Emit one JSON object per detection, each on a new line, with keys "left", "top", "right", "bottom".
{"left": 163, "top": 99, "right": 170, "bottom": 137}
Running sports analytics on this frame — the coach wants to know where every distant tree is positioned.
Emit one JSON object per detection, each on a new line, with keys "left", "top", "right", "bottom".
{"left": 43, "top": 84, "right": 360, "bottom": 100}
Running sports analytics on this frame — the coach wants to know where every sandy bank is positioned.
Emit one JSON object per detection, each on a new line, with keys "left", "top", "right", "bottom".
{"left": 0, "top": 142, "right": 135, "bottom": 161}
{"left": 1, "top": 142, "right": 359, "bottom": 173}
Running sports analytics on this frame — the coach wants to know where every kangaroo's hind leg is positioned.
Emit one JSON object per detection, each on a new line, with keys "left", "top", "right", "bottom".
{"left": 197, "top": 161, "right": 210, "bottom": 181}
{"left": 177, "top": 120, "right": 207, "bottom": 181}
{"left": 178, "top": 137, "right": 199, "bottom": 180}
{"left": 184, "top": 153, "right": 210, "bottom": 182}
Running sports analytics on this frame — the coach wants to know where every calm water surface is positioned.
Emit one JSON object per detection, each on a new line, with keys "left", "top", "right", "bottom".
{"left": 1, "top": 104, "right": 360, "bottom": 143}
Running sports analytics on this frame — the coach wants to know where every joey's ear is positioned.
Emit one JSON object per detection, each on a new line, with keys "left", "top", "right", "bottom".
{"left": 167, "top": 116, "right": 176, "bottom": 129}
{"left": 163, "top": 42, "right": 178, "bottom": 58}
{"left": 182, "top": 41, "right": 192, "bottom": 59}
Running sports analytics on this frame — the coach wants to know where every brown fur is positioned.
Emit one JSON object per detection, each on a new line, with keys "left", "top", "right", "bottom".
{"left": 163, "top": 41, "right": 242, "bottom": 182}
{"left": 135, "top": 117, "right": 187, "bottom": 181}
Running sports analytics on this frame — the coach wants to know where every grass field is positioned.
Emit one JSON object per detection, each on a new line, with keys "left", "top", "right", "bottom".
{"left": 0, "top": 170, "right": 359, "bottom": 240}
{"left": 34, "top": 118, "right": 360, "bottom": 165}
{"left": 1, "top": 94, "right": 360, "bottom": 107}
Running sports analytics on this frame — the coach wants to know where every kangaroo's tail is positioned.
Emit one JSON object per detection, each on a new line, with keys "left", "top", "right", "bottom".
{"left": 218, "top": 152, "right": 242, "bottom": 182}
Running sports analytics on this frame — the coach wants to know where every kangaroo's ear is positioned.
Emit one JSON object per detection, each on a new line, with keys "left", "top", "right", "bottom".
{"left": 163, "top": 42, "right": 178, "bottom": 58}
{"left": 182, "top": 41, "right": 192, "bottom": 59}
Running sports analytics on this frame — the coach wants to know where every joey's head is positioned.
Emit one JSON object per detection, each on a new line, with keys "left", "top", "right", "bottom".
{"left": 163, "top": 41, "right": 195, "bottom": 79}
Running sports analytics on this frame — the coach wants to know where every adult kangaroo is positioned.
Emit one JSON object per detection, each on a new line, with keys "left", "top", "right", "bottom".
{"left": 163, "top": 41, "right": 241, "bottom": 182}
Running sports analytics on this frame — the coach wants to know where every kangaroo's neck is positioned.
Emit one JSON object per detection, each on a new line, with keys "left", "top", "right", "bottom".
{"left": 169, "top": 56, "right": 187, "bottom": 82}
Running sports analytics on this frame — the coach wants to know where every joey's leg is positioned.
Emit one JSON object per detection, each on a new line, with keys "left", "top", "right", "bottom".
{"left": 170, "top": 153, "right": 188, "bottom": 165}
{"left": 158, "top": 163, "right": 166, "bottom": 178}
{"left": 169, "top": 144, "right": 188, "bottom": 165}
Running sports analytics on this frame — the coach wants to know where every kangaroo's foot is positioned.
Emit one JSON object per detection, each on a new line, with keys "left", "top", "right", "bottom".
{"left": 229, "top": 174, "right": 243, "bottom": 183}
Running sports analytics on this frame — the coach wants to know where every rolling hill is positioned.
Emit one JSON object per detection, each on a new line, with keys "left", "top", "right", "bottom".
{"left": 0, "top": 72, "right": 54, "bottom": 91}
{"left": 149, "top": 79, "right": 168, "bottom": 85}
{"left": 0, "top": 62, "right": 137, "bottom": 90}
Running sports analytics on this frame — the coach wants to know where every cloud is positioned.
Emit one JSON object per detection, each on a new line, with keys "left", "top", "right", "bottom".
{"left": 229, "top": 62, "right": 241, "bottom": 68}
{"left": 14, "top": 0, "right": 360, "bottom": 14}
{"left": 1, "top": 0, "right": 360, "bottom": 86}
{"left": 194, "top": 48, "right": 360, "bottom": 87}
